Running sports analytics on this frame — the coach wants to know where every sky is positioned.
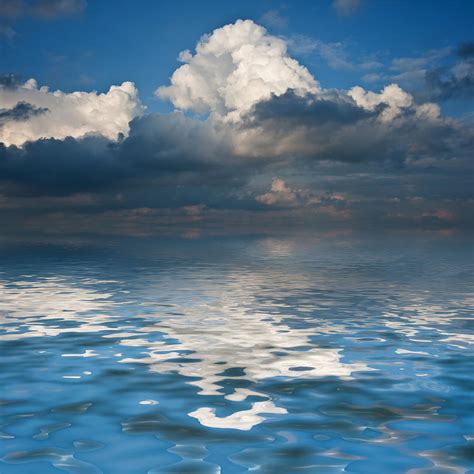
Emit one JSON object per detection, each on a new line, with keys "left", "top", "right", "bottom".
{"left": 0, "top": 0, "right": 473, "bottom": 236}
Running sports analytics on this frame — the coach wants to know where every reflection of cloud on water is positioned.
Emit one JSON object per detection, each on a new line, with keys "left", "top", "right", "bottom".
{"left": 258, "top": 238, "right": 297, "bottom": 257}
{"left": 118, "top": 304, "right": 372, "bottom": 429}
{"left": 189, "top": 401, "right": 288, "bottom": 431}
{"left": 116, "top": 271, "right": 373, "bottom": 430}
{"left": 6, "top": 268, "right": 471, "bottom": 431}
{"left": 119, "top": 304, "right": 371, "bottom": 388}
{"left": 0, "top": 277, "right": 115, "bottom": 340}
{"left": 0, "top": 272, "right": 373, "bottom": 430}
{"left": 384, "top": 296, "right": 474, "bottom": 349}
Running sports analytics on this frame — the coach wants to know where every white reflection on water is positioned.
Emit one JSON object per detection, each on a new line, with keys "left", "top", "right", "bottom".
{"left": 115, "top": 271, "right": 373, "bottom": 430}
{"left": 189, "top": 401, "right": 288, "bottom": 431}
{"left": 117, "top": 303, "right": 372, "bottom": 429}
{"left": 384, "top": 297, "right": 474, "bottom": 349}
{"left": 0, "top": 277, "right": 115, "bottom": 340}
{"left": 0, "top": 272, "right": 373, "bottom": 430}
{"left": 1, "top": 267, "right": 470, "bottom": 431}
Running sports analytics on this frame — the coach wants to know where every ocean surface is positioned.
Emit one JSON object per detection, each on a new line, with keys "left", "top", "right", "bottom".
{"left": 0, "top": 233, "right": 473, "bottom": 473}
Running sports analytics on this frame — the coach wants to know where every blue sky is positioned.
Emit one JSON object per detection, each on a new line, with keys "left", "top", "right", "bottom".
{"left": 2, "top": 0, "right": 473, "bottom": 114}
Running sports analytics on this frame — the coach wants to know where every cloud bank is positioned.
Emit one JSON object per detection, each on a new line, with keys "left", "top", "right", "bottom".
{"left": 0, "top": 19, "right": 472, "bottom": 235}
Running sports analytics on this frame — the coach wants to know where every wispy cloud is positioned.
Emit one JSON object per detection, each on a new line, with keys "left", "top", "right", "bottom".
{"left": 0, "top": 0, "right": 86, "bottom": 19}
{"left": 0, "top": 0, "right": 86, "bottom": 45}
{"left": 260, "top": 9, "right": 287, "bottom": 29}
{"left": 332, "top": 0, "right": 361, "bottom": 16}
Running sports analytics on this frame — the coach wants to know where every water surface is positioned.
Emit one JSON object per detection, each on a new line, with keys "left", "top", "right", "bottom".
{"left": 0, "top": 234, "right": 473, "bottom": 473}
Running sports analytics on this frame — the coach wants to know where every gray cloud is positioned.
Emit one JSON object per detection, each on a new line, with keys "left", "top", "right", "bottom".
{"left": 0, "top": 0, "right": 85, "bottom": 19}
{"left": 0, "top": 112, "right": 248, "bottom": 203}
{"left": 248, "top": 90, "right": 378, "bottom": 127}
{"left": 0, "top": 18, "right": 472, "bottom": 235}
{"left": 457, "top": 41, "right": 474, "bottom": 59}
{"left": 372, "top": 44, "right": 474, "bottom": 102}
{"left": 0, "top": 89, "right": 471, "bottom": 236}
{"left": 237, "top": 88, "right": 471, "bottom": 166}
{"left": 0, "top": 87, "right": 471, "bottom": 208}
{"left": 0, "top": 74, "right": 22, "bottom": 89}
{"left": 425, "top": 57, "right": 474, "bottom": 101}
{"left": 0, "top": 101, "right": 48, "bottom": 124}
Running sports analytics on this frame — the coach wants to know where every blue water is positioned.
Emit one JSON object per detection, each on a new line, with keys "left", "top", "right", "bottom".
{"left": 0, "top": 234, "right": 473, "bottom": 473}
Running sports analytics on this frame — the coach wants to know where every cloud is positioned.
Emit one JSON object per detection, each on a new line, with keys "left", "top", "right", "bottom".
{"left": 0, "top": 79, "right": 144, "bottom": 146}
{"left": 250, "top": 89, "right": 376, "bottom": 126}
{"left": 0, "top": 111, "right": 241, "bottom": 198}
{"left": 366, "top": 45, "right": 474, "bottom": 102}
{"left": 348, "top": 83, "right": 414, "bottom": 122}
{"left": 333, "top": 0, "right": 361, "bottom": 16}
{"left": 425, "top": 64, "right": 474, "bottom": 101}
{"left": 0, "top": 0, "right": 23, "bottom": 18}
{"left": 156, "top": 19, "right": 319, "bottom": 122}
{"left": 0, "top": 0, "right": 85, "bottom": 39}
{"left": 28, "top": 0, "right": 86, "bottom": 19}
{"left": 0, "top": 74, "right": 22, "bottom": 88}
{"left": 0, "top": 101, "right": 48, "bottom": 124}
{"left": 0, "top": 19, "right": 472, "bottom": 234}
{"left": 288, "top": 35, "right": 384, "bottom": 73}
{"left": 260, "top": 9, "right": 287, "bottom": 29}
{"left": 457, "top": 41, "right": 474, "bottom": 59}
{"left": 0, "top": 135, "right": 121, "bottom": 195}
{"left": 359, "top": 47, "right": 451, "bottom": 92}
{"left": 256, "top": 178, "right": 298, "bottom": 206}
{"left": 0, "top": 24, "right": 16, "bottom": 40}
{"left": 424, "top": 45, "right": 474, "bottom": 100}
{"left": 232, "top": 83, "right": 461, "bottom": 164}
{"left": 0, "top": 0, "right": 86, "bottom": 19}
{"left": 287, "top": 35, "right": 353, "bottom": 70}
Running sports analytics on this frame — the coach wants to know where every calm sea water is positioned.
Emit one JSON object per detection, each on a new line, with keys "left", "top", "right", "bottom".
{"left": 0, "top": 234, "right": 473, "bottom": 473}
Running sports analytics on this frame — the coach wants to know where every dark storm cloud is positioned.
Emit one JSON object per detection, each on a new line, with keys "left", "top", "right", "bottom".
{"left": 0, "top": 90, "right": 471, "bottom": 201}
{"left": 0, "top": 112, "right": 248, "bottom": 201}
{"left": 249, "top": 90, "right": 378, "bottom": 126}
{"left": 120, "top": 113, "right": 228, "bottom": 173}
{"left": 0, "top": 101, "right": 48, "bottom": 124}
{"left": 0, "top": 89, "right": 472, "bottom": 234}
{"left": 241, "top": 88, "right": 472, "bottom": 165}
{"left": 0, "top": 135, "right": 121, "bottom": 195}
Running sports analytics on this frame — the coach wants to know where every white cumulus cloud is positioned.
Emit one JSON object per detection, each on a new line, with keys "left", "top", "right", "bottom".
{"left": 0, "top": 79, "right": 144, "bottom": 147}
{"left": 348, "top": 83, "right": 413, "bottom": 122}
{"left": 156, "top": 19, "right": 319, "bottom": 122}
{"left": 348, "top": 83, "right": 440, "bottom": 122}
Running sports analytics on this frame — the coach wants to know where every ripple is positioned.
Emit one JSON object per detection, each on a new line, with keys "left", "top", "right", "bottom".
{"left": 3, "top": 448, "right": 102, "bottom": 473}
{"left": 33, "top": 422, "right": 71, "bottom": 440}
{"left": 0, "top": 235, "right": 472, "bottom": 473}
